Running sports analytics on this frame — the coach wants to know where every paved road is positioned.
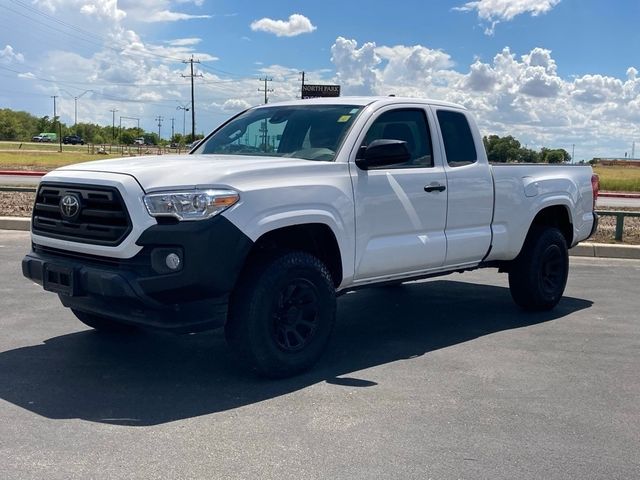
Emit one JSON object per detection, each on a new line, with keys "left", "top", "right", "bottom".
{"left": 0, "top": 174, "right": 41, "bottom": 187}
{"left": 1, "top": 231, "right": 639, "bottom": 479}
{"left": 597, "top": 196, "right": 640, "bottom": 209}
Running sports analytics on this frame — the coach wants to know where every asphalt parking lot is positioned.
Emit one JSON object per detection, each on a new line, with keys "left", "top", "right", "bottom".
{"left": 1, "top": 230, "right": 639, "bottom": 480}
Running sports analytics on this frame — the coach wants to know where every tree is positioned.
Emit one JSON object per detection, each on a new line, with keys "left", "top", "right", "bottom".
{"left": 483, "top": 135, "right": 522, "bottom": 163}
{"left": 518, "top": 148, "right": 541, "bottom": 163}
{"left": 540, "top": 148, "right": 570, "bottom": 164}
{"left": 36, "top": 116, "right": 54, "bottom": 134}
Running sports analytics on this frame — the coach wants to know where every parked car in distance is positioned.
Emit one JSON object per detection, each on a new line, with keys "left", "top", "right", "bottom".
{"left": 31, "top": 133, "right": 55, "bottom": 142}
{"left": 62, "top": 135, "right": 84, "bottom": 145}
{"left": 134, "top": 137, "right": 145, "bottom": 146}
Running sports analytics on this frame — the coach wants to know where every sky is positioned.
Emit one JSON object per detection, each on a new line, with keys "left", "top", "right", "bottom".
{"left": 0, "top": 0, "right": 639, "bottom": 160}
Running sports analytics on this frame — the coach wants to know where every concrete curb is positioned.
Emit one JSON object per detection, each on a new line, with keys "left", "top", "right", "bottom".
{"left": 0, "top": 170, "right": 46, "bottom": 176}
{"left": 1, "top": 218, "right": 639, "bottom": 260}
{"left": 0, "top": 217, "right": 30, "bottom": 231}
{"left": 599, "top": 191, "right": 640, "bottom": 198}
{"left": 569, "top": 242, "right": 640, "bottom": 260}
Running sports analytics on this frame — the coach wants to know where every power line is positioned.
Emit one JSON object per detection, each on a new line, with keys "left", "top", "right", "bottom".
{"left": 258, "top": 77, "right": 274, "bottom": 104}
{"left": 2, "top": 1, "right": 186, "bottom": 64}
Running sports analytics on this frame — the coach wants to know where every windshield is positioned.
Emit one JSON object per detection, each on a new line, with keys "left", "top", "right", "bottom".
{"left": 193, "top": 104, "right": 363, "bottom": 161}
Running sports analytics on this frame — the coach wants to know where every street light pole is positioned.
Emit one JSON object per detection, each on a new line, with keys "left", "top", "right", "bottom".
{"left": 177, "top": 104, "right": 190, "bottom": 139}
{"left": 73, "top": 90, "right": 92, "bottom": 129}
{"left": 119, "top": 116, "right": 141, "bottom": 143}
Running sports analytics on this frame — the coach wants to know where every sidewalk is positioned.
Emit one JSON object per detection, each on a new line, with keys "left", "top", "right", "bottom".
{"left": 2, "top": 216, "right": 639, "bottom": 260}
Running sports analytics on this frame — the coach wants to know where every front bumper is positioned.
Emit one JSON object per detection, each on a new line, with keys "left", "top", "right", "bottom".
{"left": 22, "top": 215, "right": 253, "bottom": 332}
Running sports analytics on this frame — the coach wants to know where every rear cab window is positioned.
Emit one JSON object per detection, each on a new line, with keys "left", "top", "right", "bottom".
{"left": 436, "top": 110, "right": 477, "bottom": 167}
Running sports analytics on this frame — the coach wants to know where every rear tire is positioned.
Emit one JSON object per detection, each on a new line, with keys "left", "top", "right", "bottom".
{"left": 508, "top": 227, "right": 569, "bottom": 311}
{"left": 225, "top": 251, "right": 336, "bottom": 378}
{"left": 71, "top": 309, "right": 137, "bottom": 333}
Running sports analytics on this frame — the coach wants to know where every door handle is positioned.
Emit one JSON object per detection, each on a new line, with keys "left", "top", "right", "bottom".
{"left": 424, "top": 183, "right": 446, "bottom": 193}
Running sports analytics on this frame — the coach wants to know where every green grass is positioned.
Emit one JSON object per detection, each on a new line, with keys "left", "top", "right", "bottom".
{"left": 594, "top": 165, "right": 640, "bottom": 193}
{"left": 0, "top": 151, "right": 110, "bottom": 169}
{"left": 0, "top": 140, "right": 87, "bottom": 152}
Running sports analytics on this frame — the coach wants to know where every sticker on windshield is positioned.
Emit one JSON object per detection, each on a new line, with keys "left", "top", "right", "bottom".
{"left": 337, "top": 115, "right": 351, "bottom": 123}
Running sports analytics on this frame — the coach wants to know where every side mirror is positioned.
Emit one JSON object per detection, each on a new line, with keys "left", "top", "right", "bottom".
{"left": 355, "top": 139, "right": 411, "bottom": 170}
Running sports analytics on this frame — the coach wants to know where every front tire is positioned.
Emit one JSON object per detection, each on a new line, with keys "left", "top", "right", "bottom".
{"left": 508, "top": 227, "right": 569, "bottom": 311}
{"left": 225, "top": 251, "right": 336, "bottom": 378}
{"left": 71, "top": 309, "right": 137, "bottom": 333}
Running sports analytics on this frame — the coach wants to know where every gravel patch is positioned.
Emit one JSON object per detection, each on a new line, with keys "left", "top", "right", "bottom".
{"left": 0, "top": 191, "right": 35, "bottom": 217}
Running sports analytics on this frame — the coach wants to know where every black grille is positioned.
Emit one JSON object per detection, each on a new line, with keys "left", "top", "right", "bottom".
{"left": 32, "top": 182, "right": 132, "bottom": 246}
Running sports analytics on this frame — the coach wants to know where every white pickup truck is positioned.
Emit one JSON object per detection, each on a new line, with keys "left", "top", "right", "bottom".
{"left": 22, "top": 97, "right": 599, "bottom": 377}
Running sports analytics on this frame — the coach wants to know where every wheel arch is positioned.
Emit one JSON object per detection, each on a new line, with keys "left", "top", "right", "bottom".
{"left": 529, "top": 204, "right": 573, "bottom": 246}
{"left": 246, "top": 223, "right": 343, "bottom": 287}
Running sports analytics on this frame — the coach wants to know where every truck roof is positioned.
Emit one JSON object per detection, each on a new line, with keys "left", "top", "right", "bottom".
{"left": 254, "top": 96, "right": 466, "bottom": 110}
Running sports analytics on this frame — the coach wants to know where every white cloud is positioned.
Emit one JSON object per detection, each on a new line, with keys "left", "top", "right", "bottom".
{"left": 33, "top": 0, "right": 126, "bottom": 21}
{"left": 330, "top": 37, "right": 640, "bottom": 159}
{"left": 142, "top": 10, "right": 211, "bottom": 22}
{"left": 465, "top": 60, "right": 499, "bottom": 91}
{"left": 0, "top": 45, "right": 25, "bottom": 64}
{"left": 167, "top": 38, "right": 202, "bottom": 47}
{"left": 455, "top": 0, "right": 561, "bottom": 35}
{"left": 331, "top": 37, "right": 380, "bottom": 95}
{"left": 571, "top": 75, "right": 623, "bottom": 104}
{"left": 250, "top": 14, "right": 316, "bottom": 37}
{"left": 221, "top": 99, "right": 252, "bottom": 111}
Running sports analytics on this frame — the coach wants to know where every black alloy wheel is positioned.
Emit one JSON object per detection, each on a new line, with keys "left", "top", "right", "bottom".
{"left": 271, "top": 278, "right": 320, "bottom": 352}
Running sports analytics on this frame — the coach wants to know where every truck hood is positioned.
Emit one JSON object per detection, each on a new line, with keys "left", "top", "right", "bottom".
{"left": 54, "top": 154, "right": 326, "bottom": 192}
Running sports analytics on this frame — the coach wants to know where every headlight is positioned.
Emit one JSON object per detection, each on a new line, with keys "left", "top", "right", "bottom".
{"left": 144, "top": 189, "right": 239, "bottom": 221}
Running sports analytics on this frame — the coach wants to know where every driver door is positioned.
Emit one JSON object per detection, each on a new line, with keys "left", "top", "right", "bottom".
{"left": 350, "top": 106, "right": 448, "bottom": 281}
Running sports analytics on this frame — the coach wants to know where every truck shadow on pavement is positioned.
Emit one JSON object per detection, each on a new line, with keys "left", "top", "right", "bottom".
{"left": 0, "top": 280, "right": 592, "bottom": 426}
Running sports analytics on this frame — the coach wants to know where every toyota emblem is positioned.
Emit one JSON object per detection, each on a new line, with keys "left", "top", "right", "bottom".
{"left": 60, "top": 193, "right": 81, "bottom": 221}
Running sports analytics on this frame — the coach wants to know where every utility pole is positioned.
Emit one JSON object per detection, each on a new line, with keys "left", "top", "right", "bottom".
{"left": 299, "top": 71, "right": 305, "bottom": 99}
{"left": 155, "top": 116, "right": 164, "bottom": 142}
{"left": 572, "top": 144, "right": 575, "bottom": 164}
{"left": 171, "top": 117, "right": 175, "bottom": 142}
{"left": 51, "top": 95, "right": 62, "bottom": 152}
{"left": 258, "top": 77, "right": 274, "bottom": 104}
{"left": 182, "top": 56, "right": 202, "bottom": 141}
{"left": 632, "top": 141, "right": 636, "bottom": 159}
{"left": 257, "top": 77, "right": 273, "bottom": 151}
{"left": 51, "top": 95, "right": 57, "bottom": 123}
{"left": 109, "top": 108, "right": 118, "bottom": 144}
